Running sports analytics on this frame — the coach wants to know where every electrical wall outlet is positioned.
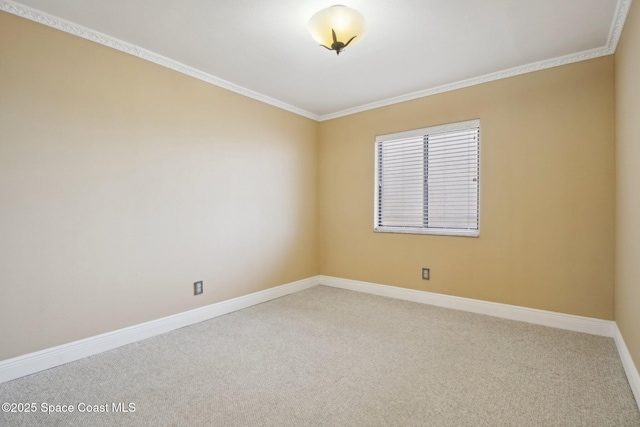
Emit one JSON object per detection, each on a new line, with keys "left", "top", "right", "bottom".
{"left": 422, "top": 268, "right": 430, "bottom": 280}
{"left": 194, "top": 281, "right": 203, "bottom": 295}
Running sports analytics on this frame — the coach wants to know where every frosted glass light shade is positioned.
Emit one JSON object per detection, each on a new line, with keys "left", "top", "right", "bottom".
{"left": 308, "top": 5, "right": 366, "bottom": 54}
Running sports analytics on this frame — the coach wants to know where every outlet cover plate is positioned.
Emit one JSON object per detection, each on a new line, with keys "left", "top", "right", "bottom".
{"left": 194, "top": 281, "right": 203, "bottom": 295}
{"left": 422, "top": 268, "right": 430, "bottom": 280}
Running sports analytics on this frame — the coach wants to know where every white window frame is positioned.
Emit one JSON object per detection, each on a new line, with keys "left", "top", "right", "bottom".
{"left": 374, "top": 119, "right": 480, "bottom": 237}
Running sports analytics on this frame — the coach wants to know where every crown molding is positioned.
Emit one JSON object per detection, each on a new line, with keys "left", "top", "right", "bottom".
{"left": 1, "top": 0, "right": 633, "bottom": 123}
{"left": 0, "top": 0, "right": 321, "bottom": 121}
{"left": 318, "top": 46, "right": 611, "bottom": 121}
{"left": 608, "top": 0, "right": 634, "bottom": 50}
{"left": 318, "top": 0, "right": 633, "bottom": 121}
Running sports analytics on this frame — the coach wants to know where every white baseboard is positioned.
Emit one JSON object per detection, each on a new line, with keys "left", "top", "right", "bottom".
{"left": 0, "top": 276, "right": 320, "bottom": 384}
{"left": 319, "top": 276, "right": 616, "bottom": 337}
{"left": 321, "top": 276, "right": 638, "bottom": 411}
{"left": 3, "top": 273, "right": 636, "bottom": 410}
{"left": 614, "top": 324, "right": 640, "bottom": 410}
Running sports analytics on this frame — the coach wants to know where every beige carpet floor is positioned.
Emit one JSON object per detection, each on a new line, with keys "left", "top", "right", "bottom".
{"left": 1, "top": 285, "right": 639, "bottom": 426}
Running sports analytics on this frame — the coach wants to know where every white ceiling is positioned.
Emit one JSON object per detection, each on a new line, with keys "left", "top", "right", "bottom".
{"left": 1, "top": 0, "right": 632, "bottom": 120}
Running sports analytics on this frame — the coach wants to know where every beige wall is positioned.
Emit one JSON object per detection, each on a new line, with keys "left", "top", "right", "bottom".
{"left": 319, "top": 57, "right": 616, "bottom": 320}
{"left": 615, "top": 0, "right": 640, "bottom": 375}
{"left": 0, "top": 8, "right": 623, "bottom": 363}
{"left": 0, "top": 12, "right": 318, "bottom": 360}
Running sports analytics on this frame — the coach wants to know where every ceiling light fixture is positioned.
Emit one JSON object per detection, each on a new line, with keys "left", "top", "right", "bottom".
{"left": 308, "top": 5, "right": 366, "bottom": 56}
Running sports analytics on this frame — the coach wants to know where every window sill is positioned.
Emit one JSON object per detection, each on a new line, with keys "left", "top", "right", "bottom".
{"left": 374, "top": 226, "right": 479, "bottom": 238}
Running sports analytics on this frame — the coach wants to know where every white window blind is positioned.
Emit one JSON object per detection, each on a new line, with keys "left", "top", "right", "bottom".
{"left": 374, "top": 120, "right": 480, "bottom": 237}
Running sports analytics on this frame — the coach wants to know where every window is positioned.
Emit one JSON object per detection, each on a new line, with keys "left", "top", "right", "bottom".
{"left": 374, "top": 119, "right": 480, "bottom": 237}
